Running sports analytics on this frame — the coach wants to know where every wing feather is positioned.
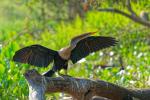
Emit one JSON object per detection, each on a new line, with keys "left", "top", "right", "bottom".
{"left": 13, "top": 44, "right": 57, "bottom": 67}
{"left": 70, "top": 36, "right": 117, "bottom": 63}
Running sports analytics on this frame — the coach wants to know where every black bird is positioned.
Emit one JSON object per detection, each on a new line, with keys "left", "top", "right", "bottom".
{"left": 13, "top": 32, "right": 117, "bottom": 77}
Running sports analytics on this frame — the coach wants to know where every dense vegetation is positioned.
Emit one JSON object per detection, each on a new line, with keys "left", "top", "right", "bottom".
{"left": 0, "top": 0, "right": 150, "bottom": 99}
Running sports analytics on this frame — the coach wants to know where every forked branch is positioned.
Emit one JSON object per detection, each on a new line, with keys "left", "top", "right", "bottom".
{"left": 24, "top": 69, "right": 150, "bottom": 100}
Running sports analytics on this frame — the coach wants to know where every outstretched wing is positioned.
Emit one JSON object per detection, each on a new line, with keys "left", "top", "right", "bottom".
{"left": 13, "top": 44, "right": 57, "bottom": 67}
{"left": 70, "top": 36, "right": 117, "bottom": 63}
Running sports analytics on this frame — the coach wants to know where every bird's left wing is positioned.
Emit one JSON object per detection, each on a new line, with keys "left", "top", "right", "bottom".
{"left": 70, "top": 36, "right": 117, "bottom": 64}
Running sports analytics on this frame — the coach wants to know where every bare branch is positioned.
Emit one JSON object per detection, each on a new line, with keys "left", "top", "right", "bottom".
{"left": 98, "top": 8, "right": 150, "bottom": 27}
{"left": 24, "top": 69, "right": 150, "bottom": 100}
{"left": 126, "top": 0, "right": 136, "bottom": 16}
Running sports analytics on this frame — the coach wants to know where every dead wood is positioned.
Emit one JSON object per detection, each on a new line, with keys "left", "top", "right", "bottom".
{"left": 24, "top": 69, "right": 150, "bottom": 100}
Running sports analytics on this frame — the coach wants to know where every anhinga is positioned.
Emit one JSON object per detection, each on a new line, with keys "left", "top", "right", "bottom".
{"left": 13, "top": 32, "right": 117, "bottom": 77}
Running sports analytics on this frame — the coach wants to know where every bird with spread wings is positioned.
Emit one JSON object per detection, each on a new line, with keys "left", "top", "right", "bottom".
{"left": 13, "top": 32, "right": 117, "bottom": 77}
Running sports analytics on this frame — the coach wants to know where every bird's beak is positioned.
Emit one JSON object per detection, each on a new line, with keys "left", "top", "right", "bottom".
{"left": 90, "top": 31, "right": 98, "bottom": 35}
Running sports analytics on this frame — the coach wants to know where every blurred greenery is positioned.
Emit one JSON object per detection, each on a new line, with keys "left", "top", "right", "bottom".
{"left": 0, "top": 0, "right": 150, "bottom": 100}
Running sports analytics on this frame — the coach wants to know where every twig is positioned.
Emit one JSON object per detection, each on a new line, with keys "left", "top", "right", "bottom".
{"left": 2, "top": 29, "right": 28, "bottom": 46}
{"left": 126, "top": 0, "right": 136, "bottom": 16}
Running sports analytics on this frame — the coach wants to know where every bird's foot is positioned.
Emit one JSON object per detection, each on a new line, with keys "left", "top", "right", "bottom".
{"left": 59, "top": 74, "right": 72, "bottom": 80}
{"left": 58, "top": 71, "right": 72, "bottom": 79}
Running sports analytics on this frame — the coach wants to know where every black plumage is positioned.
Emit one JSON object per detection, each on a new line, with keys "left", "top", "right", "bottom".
{"left": 70, "top": 36, "right": 117, "bottom": 63}
{"left": 13, "top": 45, "right": 57, "bottom": 67}
{"left": 13, "top": 32, "right": 117, "bottom": 77}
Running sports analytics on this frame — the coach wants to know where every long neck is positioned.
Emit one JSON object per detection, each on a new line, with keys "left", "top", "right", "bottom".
{"left": 70, "top": 32, "right": 96, "bottom": 49}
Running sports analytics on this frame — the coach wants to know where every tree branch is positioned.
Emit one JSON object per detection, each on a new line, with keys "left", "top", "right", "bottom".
{"left": 24, "top": 69, "right": 150, "bottom": 100}
{"left": 97, "top": 0, "right": 150, "bottom": 27}
{"left": 126, "top": 0, "right": 136, "bottom": 16}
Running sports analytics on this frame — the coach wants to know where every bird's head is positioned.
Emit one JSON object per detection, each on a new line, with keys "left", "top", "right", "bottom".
{"left": 88, "top": 31, "right": 97, "bottom": 35}
{"left": 70, "top": 31, "right": 97, "bottom": 49}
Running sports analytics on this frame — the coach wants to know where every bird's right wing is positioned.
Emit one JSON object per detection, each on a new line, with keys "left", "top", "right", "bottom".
{"left": 70, "top": 36, "right": 117, "bottom": 64}
{"left": 13, "top": 44, "right": 57, "bottom": 67}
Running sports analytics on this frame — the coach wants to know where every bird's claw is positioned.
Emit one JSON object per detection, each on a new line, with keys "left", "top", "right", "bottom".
{"left": 58, "top": 73, "right": 72, "bottom": 80}
{"left": 59, "top": 74, "right": 72, "bottom": 77}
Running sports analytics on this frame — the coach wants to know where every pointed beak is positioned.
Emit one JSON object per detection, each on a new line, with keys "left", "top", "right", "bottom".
{"left": 90, "top": 31, "right": 98, "bottom": 35}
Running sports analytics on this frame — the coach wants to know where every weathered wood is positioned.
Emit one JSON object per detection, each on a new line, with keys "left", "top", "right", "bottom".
{"left": 24, "top": 69, "right": 150, "bottom": 100}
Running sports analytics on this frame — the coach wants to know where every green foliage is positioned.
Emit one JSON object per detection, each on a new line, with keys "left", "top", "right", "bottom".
{"left": 0, "top": 0, "right": 150, "bottom": 99}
